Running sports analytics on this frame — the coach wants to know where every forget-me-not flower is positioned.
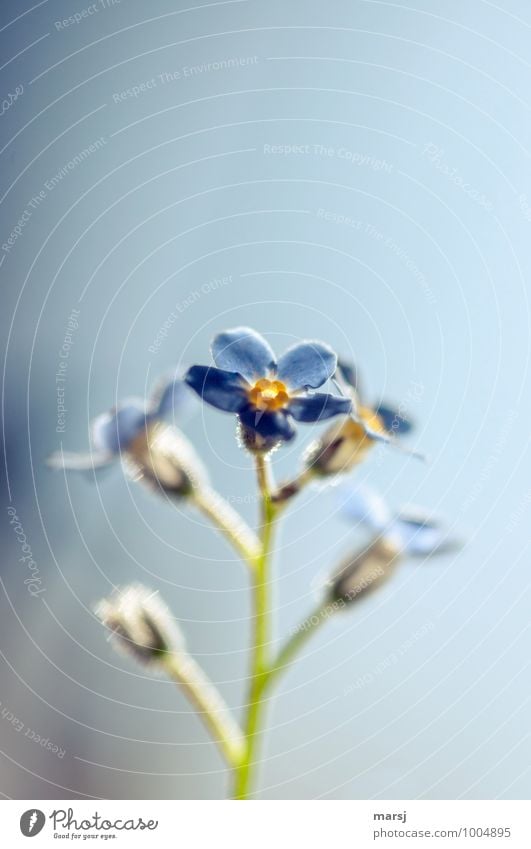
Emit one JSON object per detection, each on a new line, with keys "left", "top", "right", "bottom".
{"left": 47, "top": 376, "right": 205, "bottom": 497}
{"left": 337, "top": 358, "right": 414, "bottom": 436}
{"left": 340, "top": 482, "right": 459, "bottom": 557}
{"left": 185, "top": 327, "right": 352, "bottom": 450}
{"left": 305, "top": 358, "right": 421, "bottom": 476}
{"left": 326, "top": 484, "right": 460, "bottom": 605}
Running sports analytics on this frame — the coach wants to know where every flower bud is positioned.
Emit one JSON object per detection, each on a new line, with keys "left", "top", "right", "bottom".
{"left": 95, "top": 584, "right": 184, "bottom": 666}
{"left": 328, "top": 537, "right": 402, "bottom": 605}
{"left": 236, "top": 420, "right": 284, "bottom": 456}
{"left": 125, "top": 421, "right": 208, "bottom": 498}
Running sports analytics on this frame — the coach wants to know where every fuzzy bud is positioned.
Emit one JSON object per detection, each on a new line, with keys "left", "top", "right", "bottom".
{"left": 236, "top": 420, "right": 284, "bottom": 456}
{"left": 95, "top": 584, "right": 184, "bottom": 666}
{"left": 328, "top": 537, "right": 402, "bottom": 605}
{"left": 125, "top": 421, "right": 208, "bottom": 498}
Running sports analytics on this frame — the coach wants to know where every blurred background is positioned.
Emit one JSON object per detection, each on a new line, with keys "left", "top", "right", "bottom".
{"left": 1, "top": 0, "right": 530, "bottom": 800}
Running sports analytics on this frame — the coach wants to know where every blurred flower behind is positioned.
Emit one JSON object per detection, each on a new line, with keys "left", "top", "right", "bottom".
{"left": 304, "top": 358, "right": 419, "bottom": 478}
{"left": 47, "top": 376, "right": 208, "bottom": 499}
{"left": 339, "top": 482, "right": 461, "bottom": 557}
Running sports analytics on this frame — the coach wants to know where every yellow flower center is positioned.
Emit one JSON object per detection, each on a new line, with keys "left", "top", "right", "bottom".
{"left": 248, "top": 378, "right": 289, "bottom": 412}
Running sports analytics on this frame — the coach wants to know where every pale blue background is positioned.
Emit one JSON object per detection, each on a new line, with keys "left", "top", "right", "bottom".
{"left": 1, "top": 0, "right": 530, "bottom": 799}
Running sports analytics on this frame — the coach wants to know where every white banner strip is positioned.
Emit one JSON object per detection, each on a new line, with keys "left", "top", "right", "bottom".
{"left": 2, "top": 799, "right": 530, "bottom": 847}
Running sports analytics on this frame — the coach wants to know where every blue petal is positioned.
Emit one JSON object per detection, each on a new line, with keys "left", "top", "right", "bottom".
{"left": 277, "top": 340, "right": 337, "bottom": 390}
{"left": 289, "top": 393, "right": 352, "bottom": 422}
{"left": 185, "top": 365, "right": 248, "bottom": 412}
{"left": 339, "top": 484, "right": 392, "bottom": 531}
{"left": 46, "top": 450, "right": 115, "bottom": 474}
{"left": 390, "top": 509, "right": 459, "bottom": 556}
{"left": 91, "top": 401, "right": 149, "bottom": 455}
{"left": 375, "top": 403, "right": 414, "bottom": 436}
{"left": 239, "top": 406, "right": 296, "bottom": 442}
{"left": 337, "top": 359, "right": 362, "bottom": 395}
{"left": 151, "top": 376, "right": 190, "bottom": 419}
{"left": 211, "top": 327, "right": 276, "bottom": 382}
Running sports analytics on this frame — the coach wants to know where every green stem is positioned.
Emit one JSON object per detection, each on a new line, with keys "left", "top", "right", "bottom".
{"left": 264, "top": 603, "right": 327, "bottom": 692}
{"left": 193, "top": 486, "right": 260, "bottom": 568}
{"left": 233, "top": 455, "right": 276, "bottom": 800}
{"left": 164, "top": 651, "right": 245, "bottom": 768}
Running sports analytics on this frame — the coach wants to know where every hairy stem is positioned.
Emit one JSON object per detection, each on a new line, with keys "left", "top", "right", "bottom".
{"left": 193, "top": 486, "right": 260, "bottom": 568}
{"left": 164, "top": 651, "right": 245, "bottom": 768}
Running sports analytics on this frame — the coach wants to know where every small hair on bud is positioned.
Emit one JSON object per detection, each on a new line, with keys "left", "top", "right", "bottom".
{"left": 236, "top": 420, "right": 284, "bottom": 456}
{"left": 125, "top": 422, "right": 208, "bottom": 498}
{"left": 95, "top": 584, "right": 184, "bottom": 666}
{"left": 329, "top": 537, "right": 402, "bottom": 605}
